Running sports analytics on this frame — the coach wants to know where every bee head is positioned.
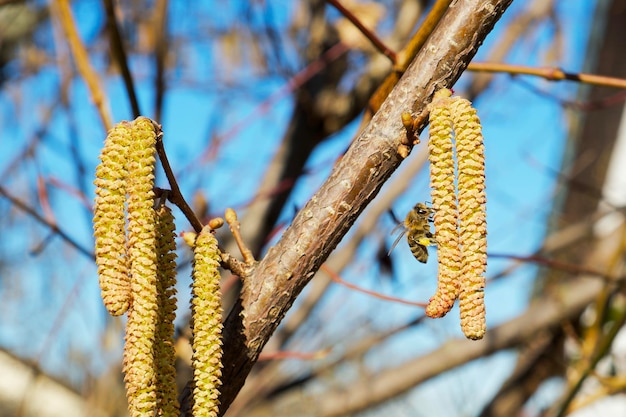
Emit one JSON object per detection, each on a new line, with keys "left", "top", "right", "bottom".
{"left": 413, "top": 203, "right": 430, "bottom": 216}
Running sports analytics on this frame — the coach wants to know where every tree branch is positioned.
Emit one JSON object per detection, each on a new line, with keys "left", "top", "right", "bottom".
{"left": 178, "top": 1, "right": 514, "bottom": 415}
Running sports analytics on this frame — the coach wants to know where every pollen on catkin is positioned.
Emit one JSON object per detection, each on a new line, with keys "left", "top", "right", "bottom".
{"left": 122, "top": 117, "right": 160, "bottom": 416}
{"left": 154, "top": 205, "right": 180, "bottom": 415}
{"left": 93, "top": 121, "right": 133, "bottom": 316}
{"left": 426, "top": 88, "right": 462, "bottom": 318}
{"left": 449, "top": 97, "right": 487, "bottom": 340}
{"left": 191, "top": 226, "right": 224, "bottom": 417}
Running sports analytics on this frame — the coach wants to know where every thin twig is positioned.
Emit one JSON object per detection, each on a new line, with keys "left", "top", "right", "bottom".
{"left": 467, "top": 61, "right": 626, "bottom": 89}
{"left": 321, "top": 264, "right": 427, "bottom": 308}
{"left": 326, "top": 0, "right": 396, "bottom": 62}
{"left": 366, "top": 0, "right": 453, "bottom": 115}
{"left": 102, "top": 0, "right": 141, "bottom": 118}
{"left": 154, "top": 133, "right": 203, "bottom": 233}
{"left": 225, "top": 208, "right": 255, "bottom": 265}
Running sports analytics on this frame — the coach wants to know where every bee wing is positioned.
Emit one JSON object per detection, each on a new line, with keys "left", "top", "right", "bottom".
{"left": 387, "top": 226, "right": 407, "bottom": 256}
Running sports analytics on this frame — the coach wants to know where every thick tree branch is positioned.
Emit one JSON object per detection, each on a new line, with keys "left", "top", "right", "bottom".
{"left": 179, "top": 1, "right": 514, "bottom": 415}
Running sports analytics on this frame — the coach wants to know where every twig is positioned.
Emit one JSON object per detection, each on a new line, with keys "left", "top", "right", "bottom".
{"left": 394, "top": 0, "right": 454, "bottom": 72}
{"left": 326, "top": 0, "right": 396, "bottom": 62}
{"left": 321, "top": 264, "right": 427, "bottom": 308}
{"left": 220, "top": 251, "right": 253, "bottom": 279}
{"left": 154, "top": 133, "right": 203, "bottom": 232}
{"left": 366, "top": 0, "right": 453, "bottom": 115}
{"left": 467, "top": 62, "right": 626, "bottom": 89}
{"left": 102, "top": 0, "right": 141, "bottom": 118}
{"left": 225, "top": 208, "right": 255, "bottom": 265}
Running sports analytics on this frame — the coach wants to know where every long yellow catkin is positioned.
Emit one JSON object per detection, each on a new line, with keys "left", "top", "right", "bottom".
{"left": 191, "top": 226, "right": 224, "bottom": 417}
{"left": 449, "top": 97, "right": 487, "bottom": 340}
{"left": 93, "top": 121, "right": 133, "bottom": 316}
{"left": 122, "top": 117, "right": 160, "bottom": 416}
{"left": 154, "top": 205, "right": 180, "bottom": 415}
{"left": 426, "top": 89, "right": 462, "bottom": 318}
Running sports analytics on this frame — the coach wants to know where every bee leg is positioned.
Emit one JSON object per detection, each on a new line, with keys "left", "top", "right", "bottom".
{"left": 417, "top": 237, "right": 437, "bottom": 247}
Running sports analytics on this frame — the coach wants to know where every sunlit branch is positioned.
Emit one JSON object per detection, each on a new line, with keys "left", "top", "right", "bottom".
{"left": 52, "top": 0, "right": 113, "bottom": 131}
{"left": 468, "top": 62, "right": 626, "bottom": 89}
{"left": 366, "top": 0, "right": 454, "bottom": 115}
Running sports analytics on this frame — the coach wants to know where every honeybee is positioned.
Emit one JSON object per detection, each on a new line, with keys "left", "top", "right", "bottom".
{"left": 388, "top": 203, "right": 436, "bottom": 263}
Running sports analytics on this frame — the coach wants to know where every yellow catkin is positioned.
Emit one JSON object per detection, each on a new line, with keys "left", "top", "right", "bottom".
{"left": 93, "top": 121, "right": 133, "bottom": 316}
{"left": 426, "top": 89, "right": 462, "bottom": 318}
{"left": 450, "top": 97, "right": 487, "bottom": 340}
{"left": 122, "top": 117, "right": 159, "bottom": 416}
{"left": 154, "top": 205, "right": 180, "bottom": 416}
{"left": 191, "top": 226, "right": 224, "bottom": 417}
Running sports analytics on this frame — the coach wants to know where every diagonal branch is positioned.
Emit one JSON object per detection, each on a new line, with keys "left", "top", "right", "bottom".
{"left": 179, "top": 1, "right": 514, "bottom": 415}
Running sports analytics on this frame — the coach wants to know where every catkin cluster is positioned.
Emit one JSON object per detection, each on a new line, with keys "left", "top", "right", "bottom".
{"left": 93, "top": 117, "right": 180, "bottom": 415}
{"left": 93, "top": 117, "right": 225, "bottom": 416}
{"left": 426, "top": 88, "right": 487, "bottom": 340}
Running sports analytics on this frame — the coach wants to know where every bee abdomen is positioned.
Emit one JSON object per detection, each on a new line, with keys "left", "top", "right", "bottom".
{"left": 407, "top": 234, "right": 429, "bottom": 263}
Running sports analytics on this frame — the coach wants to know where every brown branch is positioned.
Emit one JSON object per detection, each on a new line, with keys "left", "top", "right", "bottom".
{"left": 488, "top": 252, "right": 616, "bottom": 279}
{"left": 154, "top": 133, "right": 203, "bottom": 233}
{"left": 224, "top": 208, "right": 256, "bottom": 265}
{"left": 178, "top": 1, "right": 515, "bottom": 415}
{"left": 326, "top": 0, "right": 397, "bottom": 62}
{"left": 466, "top": 0, "right": 555, "bottom": 99}
{"left": 226, "top": 149, "right": 431, "bottom": 415}
{"left": 467, "top": 62, "right": 626, "bottom": 89}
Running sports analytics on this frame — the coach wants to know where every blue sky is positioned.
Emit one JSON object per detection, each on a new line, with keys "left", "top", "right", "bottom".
{"left": 0, "top": 0, "right": 602, "bottom": 413}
